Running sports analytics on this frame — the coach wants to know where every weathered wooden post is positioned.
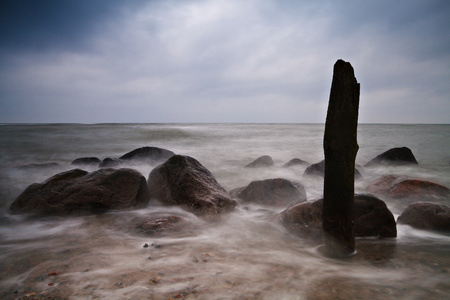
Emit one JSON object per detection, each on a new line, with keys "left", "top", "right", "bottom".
{"left": 323, "top": 59, "right": 360, "bottom": 257}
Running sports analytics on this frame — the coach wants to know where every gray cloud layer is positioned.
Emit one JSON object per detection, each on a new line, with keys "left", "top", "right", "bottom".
{"left": 1, "top": 0, "right": 449, "bottom": 123}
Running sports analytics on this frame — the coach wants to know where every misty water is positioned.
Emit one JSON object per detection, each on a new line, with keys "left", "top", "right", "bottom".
{"left": 0, "top": 123, "right": 449, "bottom": 299}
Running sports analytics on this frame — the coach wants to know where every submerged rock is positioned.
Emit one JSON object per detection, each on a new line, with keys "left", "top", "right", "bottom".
{"left": 280, "top": 194, "right": 397, "bottom": 240}
{"left": 367, "top": 175, "right": 450, "bottom": 200}
{"left": 134, "top": 215, "right": 194, "bottom": 236}
{"left": 397, "top": 202, "right": 450, "bottom": 232}
{"left": 119, "top": 146, "right": 175, "bottom": 164}
{"left": 71, "top": 157, "right": 101, "bottom": 166}
{"left": 303, "top": 160, "right": 362, "bottom": 179}
{"left": 9, "top": 168, "right": 149, "bottom": 216}
{"left": 147, "top": 155, "right": 238, "bottom": 219}
{"left": 283, "top": 158, "right": 309, "bottom": 167}
{"left": 230, "top": 178, "right": 307, "bottom": 207}
{"left": 245, "top": 155, "right": 274, "bottom": 168}
{"left": 365, "top": 147, "right": 418, "bottom": 167}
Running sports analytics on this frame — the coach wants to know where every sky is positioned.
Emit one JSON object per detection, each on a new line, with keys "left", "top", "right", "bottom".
{"left": 0, "top": 0, "right": 449, "bottom": 124}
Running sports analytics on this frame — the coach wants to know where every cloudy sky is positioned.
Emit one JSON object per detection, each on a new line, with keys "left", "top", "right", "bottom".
{"left": 0, "top": 0, "right": 449, "bottom": 123}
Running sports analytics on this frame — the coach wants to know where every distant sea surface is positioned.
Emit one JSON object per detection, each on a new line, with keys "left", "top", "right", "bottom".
{"left": 0, "top": 123, "right": 449, "bottom": 299}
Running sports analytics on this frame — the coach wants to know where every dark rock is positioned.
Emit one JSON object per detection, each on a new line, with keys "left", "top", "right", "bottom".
{"left": 18, "top": 162, "right": 60, "bottom": 169}
{"left": 281, "top": 194, "right": 396, "bottom": 240}
{"left": 365, "top": 147, "right": 418, "bottom": 167}
{"left": 245, "top": 155, "right": 274, "bottom": 168}
{"left": 397, "top": 202, "right": 450, "bottom": 232}
{"left": 283, "top": 158, "right": 309, "bottom": 167}
{"left": 231, "top": 178, "right": 307, "bottom": 207}
{"left": 367, "top": 175, "right": 450, "bottom": 200}
{"left": 303, "top": 160, "right": 362, "bottom": 179}
{"left": 71, "top": 157, "right": 101, "bottom": 166}
{"left": 9, "top": 168, "right": 149, "bottom": 216}
{"left": 353, "top": 194, "right": 397, "bottom": 238}
{"left": 147, "top": 155, "right": 238, "bottom": 219}
{"left": 280, "top": 198, "right": 323, "bottom": 240}
{"left": 303, "top": 160, "right": 325, "bottom": 177}
{"left": 99, "top": 157, "right": 122, "bottom": 168}
{"left": 119, "top": 146, "right": 175, "bottom": 164}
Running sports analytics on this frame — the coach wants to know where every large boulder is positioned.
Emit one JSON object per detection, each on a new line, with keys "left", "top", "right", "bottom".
{"left": 147, "top": 155, "right": 238, "bottom": 219}
{"left": 303, "top": 160, "right": 362, "bottom": 179}
{"left": 119, "top": 146, "right": 175, "bottom": 164}
{"left": 280, "top": 194, "right": 397, "bottom": 239}
{"left": 245, "top": 155, "right": 274, "bottom": 168}
{"left": 397, "top": 202, "right": 450, "bottom": 232}
{"left": 367, "top": 175, "right": 450, "bottom": 200}
{"left": 9, "top": 168, "right": 149, "bottom": 216}
{"left": 230, "top": 178, "right": 307, "bottom": 207}
{"left": 365, "top": 147, "right": 418, "bottom": 167}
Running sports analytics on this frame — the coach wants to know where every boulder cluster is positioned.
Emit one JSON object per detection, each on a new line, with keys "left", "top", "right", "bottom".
{"left": 9, "top": 146, "right": 450, "bottom": 237}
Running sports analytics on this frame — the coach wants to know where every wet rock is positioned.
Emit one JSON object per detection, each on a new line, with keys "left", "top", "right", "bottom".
{"left": 283, "top": 158, "right": 309, "bottom": 167}
{"left": 397, "top": 202, "right": 450, "bottom": 232}
{"left": 147, "top": 155, "right": 238, "bottom": 219}
{"left": 119, "top": 146, "right": 175, "bottom": 164}
{"left": 230, "top": 178, "right": 307, "bottom": 207}
{"left": 9, "top": 168, "right": 149, "bottom": 216}
{"left": 365, "top": 147, "right": 418, "bottom": 167}
{"left": 99, "top": 157, "right": 122, "bottom": 168}
{"left": 367, "top": 175, "right": 450, "bottom": 200}
{"left": 280, "top": 194, "right": 396, "bottom": 240}
{"left": 245, "top": 155, "right": 274, "bottom": 168}
{"left": 303, "top": 160, "right": 325, "bottom": 177}
{"left": 280, "top": 198, "right": 323, "bottom": 239}
{"left": 135, "top": 215, "right": 193, "bottom": 236}
{"left": 71, "top": 157, "right": 101, "bottom": 166}
{"left": 303, "top": 160, "right": 362, "bottom": 179}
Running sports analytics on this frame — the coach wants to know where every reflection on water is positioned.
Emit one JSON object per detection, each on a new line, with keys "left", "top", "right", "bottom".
{"left": 0, "top": 124, "right": 449, "bottom": 299}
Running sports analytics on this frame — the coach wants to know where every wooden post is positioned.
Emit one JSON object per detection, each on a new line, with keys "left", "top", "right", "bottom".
{"left": 323, "top": 59, "right": 360, "bottom": 257}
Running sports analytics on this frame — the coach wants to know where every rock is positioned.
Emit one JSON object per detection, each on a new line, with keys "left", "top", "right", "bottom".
{"left": 245, "top": 155, "right": 274, "bottom": 168}
{"left": 283, "top": 158, "right": 309, "bottom": 167}
{"left": 134, "top": 215, "right": 193, "bottom": 236}
{"left": 71, "top": 157, "right": 101, "bottom": 166}
{"left": 147, "top": 155, "right": 238, "bottom": 219}
{"left": 365, "top": 147, "right": 418, "bottom": 167}
{"left": 119, "top": 146, "right": 175, "bottom": 164}
{"left": 367, "top": 175, "right": 450, "bottom": 200}
{"left": 99, "top": 157, "right": 122, "bottom": 168}
{"left": 353, "top": 194, "right": 397, "bottom": 238}
{"left": 230, "top": 178, "right": 307, "bottom": 207}
{"left": 9, "top": 168, "right": 149, "bottom": 216}
{"left": 397, "top": 202, "right": 450, "bottom": 232}
{"left": 280, "top": 194, "right": 397, "bottom": 240}
{"left": 18, "top": 162, "right": 60, "bottom": 169}
{"left": 303, "top": 160, "right": 325, "bottom": 177}
{"left": 280, "top": 198, "right": 323, "bottom": 239}
{"left": 303, "top": 160, "right": 362, "bottom": 179}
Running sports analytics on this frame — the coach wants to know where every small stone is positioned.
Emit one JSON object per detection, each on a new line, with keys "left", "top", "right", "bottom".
{"left": 143, "top": 243, "right": 149, "bottom": 248}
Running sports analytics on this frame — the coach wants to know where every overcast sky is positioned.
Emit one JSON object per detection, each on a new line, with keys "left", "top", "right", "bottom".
{"left": 0, "top": 0, "right": 449, "bottom": 123}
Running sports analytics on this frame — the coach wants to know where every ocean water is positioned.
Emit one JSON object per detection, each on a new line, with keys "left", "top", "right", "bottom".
{"left": 0, "top": 123, "right": 449, "bottom": 299}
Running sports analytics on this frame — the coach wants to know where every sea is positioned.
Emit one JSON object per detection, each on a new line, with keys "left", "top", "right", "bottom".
{"left": 0, "top": 123, "right": 449, "bottom": 299}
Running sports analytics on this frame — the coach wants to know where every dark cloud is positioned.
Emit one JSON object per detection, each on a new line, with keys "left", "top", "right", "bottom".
{"left": 0, "top": 0, "right": 147, "bottom": 53}
{"left": 0, "top": 0, "right": 449, "bottom": 123}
